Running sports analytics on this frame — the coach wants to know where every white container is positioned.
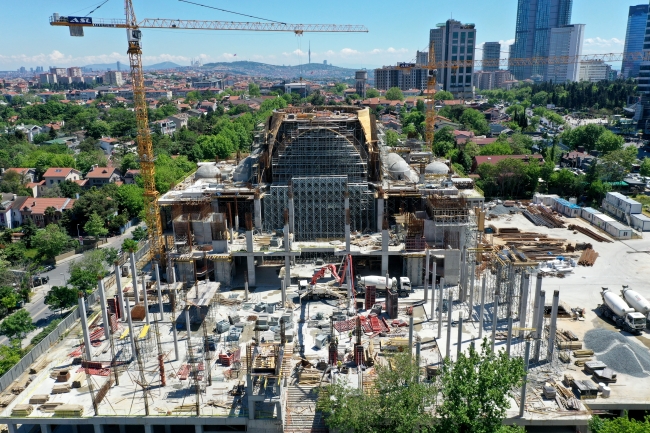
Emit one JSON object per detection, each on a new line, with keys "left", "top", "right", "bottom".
{"left": 601, "top": 386, "right": 611, "bottom": 398}
{"left": 622, "top": 287, "right": 650, "bottom": 315}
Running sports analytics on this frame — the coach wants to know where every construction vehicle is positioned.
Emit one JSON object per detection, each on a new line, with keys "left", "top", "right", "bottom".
{"left": 597, "top": 287, "right": 645, "bottom": 334}
{"left": 358, "top": 275, "right": 411, "bottom": 297}
{"left": 621, "top": 285, "right": 650, "bottom": 328}
{"left": 50, "top": 2, "right": 368, "bottom": 271}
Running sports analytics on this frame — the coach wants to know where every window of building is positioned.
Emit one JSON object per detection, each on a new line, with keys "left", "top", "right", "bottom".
{"left": 468, "top": 32, "right": 474, "bottom": 40}
{"left": 452, "top": 46, "right": 458, "bottom": 54}
{"left": 460, "top": 46, "right": 465, "bottom": 54}
{"left": 453, "top": 32, "right": 458, "bottom": 39}
{"left": 461, "top": 33, "right": 466, "bottom": 43}
{"left": 50, "top": 180, "right": 53, "bottom": 184}
{"left": 466, "top": 75, "right": 472, "bottom": 83}
{"left": 452, "top": 56, "right": 457, "bottom": 61}
{"left": 451, "top": 76, "right": 457, "bottom": 84}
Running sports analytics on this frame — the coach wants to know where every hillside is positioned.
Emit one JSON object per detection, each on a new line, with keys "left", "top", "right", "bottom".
{"left": 202, "top": 61, "right": 372, "bottom": 80}
{"left": 82, "top": 61, "right": 183, "bottom": 71}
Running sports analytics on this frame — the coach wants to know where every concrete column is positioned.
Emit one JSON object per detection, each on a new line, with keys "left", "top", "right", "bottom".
{"left": 125, "top": 297, "right": 136, "bottom": 360}
{"left": 518, "top": 273, "right": 530, "bottom": 338}
{"left": 460, "top": 248, "right": 467, "bottom": 302}
{"left": 506, "top": 317, "right": 513, "bottom": 357}
{"left": 235, "top": 214, "right": 239, "bottom": 232}
{"left": 408, "top": 314, "right": 414, "bottom": 352}
{"left": 142, "top": 277, "right": 150, "bottom": 325}
{"left": 130, "top": 251, "right": 139, "bottom": 304}
{"left": 114, "top": 263, "right": 125, "bottom": 321}
{"left": 534, "top": 290, "right": 546, "bottom": 361}
{"left": 457, "top": 315, "right": 463, "bottom": 359}
{"left": 246, "top": 230, "right": 256, "bottom": 286}
{"left": 185, "top": 308, "right": 192, "bottom": 340}
{"left": 446, "top": 292, "right": 453, "bottom": 359}
{"left": 532, "top": 274, "right": 542, "bottom": 332}
{"left": 93, "top": 424, "right": 103, "bottom": 433}
{"left": 143, "top": 425, "right": 152, "bottom": 433}
{"left": 281, "top": 280, "right": 286, "bottom": 308}
{"left": 254, "top": 195, "right": 262, "bottom": 231}
{"left": 40, "top": 423, "right": 51, "bottom": 433}
{"left": 97, "top": 278, "right": 110, "bottom": 337}
{"left": 345, "top": 192, "right": 351, "bottom": 252}
{"left": 491, "top": 290, "right": 498, "bottom": 352}
{"left": 78, "top": 294, "right": 92, "bottom": 360}
{"left": 119, "top": 425, "right": 126, "bottom": 433}
{"left": 195, "top": 425, "right": 203, "bottom": 433}
{"left": 547, "top": 290, "right": 560, "bottom": 361}
{"left": 424, "top": 249, "right": 429, "bottom": 303}
{"left": 288, "top": 193, "right": 295, "bottom": 234}
{"left": 478, "top": 278, "right": 487, "bottom": 340}
{"left": 507, "top": 267, "right": 516, "bottom": 318}
{"left": 245, "top": 277, "right": 249, "bottom": 302}
{"left": 284, "top": 222, "right": 291, "bottom": 289}
{"left": 437, "top": 277, "right": 444, "bottom": 340}
{"left": 155, "top": 263, "right": 164, "bottom": 321}
{"left": 381, "top": 230, "right": 389, "bottom": 276}
{"left": 430, "top": 260, "right": 437, "bottom": 316}
{"left": 519, "top": 341, "right": 531, "bottom": 417}
{"left": 376, "top": 197, "right": 384, "bottom": 232}
{"left": 172, "top": 310, "right": 180, "bottom": 360}
{"left": 468, "top": 259, "right": 475, "bottom": 321}
{"left": 7, "top": 424, "right": 16, "bottom": 433}
{"left": 167, "top": 254, "right": 176, "bottom": 284}
{"left": 165, "top": 425, "right": 172, "bottom": 433}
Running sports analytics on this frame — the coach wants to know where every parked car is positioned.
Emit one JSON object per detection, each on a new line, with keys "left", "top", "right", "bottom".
{"left": 32, "top": 275, "right": 49, "bottom": 286}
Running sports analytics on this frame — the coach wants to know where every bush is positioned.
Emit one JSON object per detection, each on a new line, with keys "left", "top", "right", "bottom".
{"left": 30, "top": 318, "right": 62, "bottom": 346}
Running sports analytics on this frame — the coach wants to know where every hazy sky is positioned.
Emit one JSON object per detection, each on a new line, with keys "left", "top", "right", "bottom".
{"left": 0, "top": 0, "right": 643, "bottom": 70}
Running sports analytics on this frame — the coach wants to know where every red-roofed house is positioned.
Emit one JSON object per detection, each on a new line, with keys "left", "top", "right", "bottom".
{"left": 43, "top": 167, "right": 82, "bottom": 188}
{"left": 85, "top": 166, "right": 122, "bottom": 187}
{"left": 471, "top": 154, "right": 545, "bottom": 173}
{"left": 4, "top": 168, "right": 36, "bottom": 183}
{"left": 124, "top": 169, "right": 140, "bottom": 184}
{"left": 20, "top": 197, "right": 76, "bottom": 228}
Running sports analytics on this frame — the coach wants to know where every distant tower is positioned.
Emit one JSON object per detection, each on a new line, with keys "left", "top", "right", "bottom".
{"left": 309, "top": 41, "right": 311, "bottom": 64}
{"left": 355, "top": 70, "right": 367, "bottom": 98}
{"left": 117, "top": 61, "right": 121, "bottom": 72}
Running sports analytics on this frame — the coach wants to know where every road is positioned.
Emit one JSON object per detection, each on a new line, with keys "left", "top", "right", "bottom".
{"left": 0, "top": 224, "right": 142, "bottom": 348}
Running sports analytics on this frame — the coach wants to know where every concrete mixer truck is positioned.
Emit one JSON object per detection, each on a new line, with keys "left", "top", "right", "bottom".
{"left": 357, "top": 275, "right": 411, "bottom": 297}
{"left": 597, "top": 287, "right": 645, "bottom": 334}
{"left": 621, "top": 285, "right": 650, "bottom": 329}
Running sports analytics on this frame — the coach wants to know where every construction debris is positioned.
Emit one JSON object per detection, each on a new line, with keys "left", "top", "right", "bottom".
{"left": 568, "top": 224, "right": 612, "bottom": 243}
{"left": 578, "top": 248, "right": 598, "bottom": 266}
{"left": 11, "top": 404, "right": 33, "bottom": 416}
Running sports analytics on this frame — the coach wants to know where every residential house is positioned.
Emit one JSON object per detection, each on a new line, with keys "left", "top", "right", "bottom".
{"left": 471, "top": 154, "right": 545, "bottom": 173}
{"left": 43, "top": 136, "right": 79, "bottom": 149}
{"left": 42, "top": 121, "right": 64, "bottom": 135}
{"left": 20, "top": 197, "right": 76, "bottom": 228}
{"left": 153, "top": 119, "right": 176, "bottom": 135}
{"left": 187, "top": 109, "right": 205, "bottom": 118}
{"left": 0, "top": 195, "right": 28, "bottom": 229}
{"left": 85, "top": 165, "right": 122, "bottom": 187}
{"left": 559, "top": 151, "right": 595, "bottom": 171}
{"left": 453, "top": 130, "right": 475, "bottom": 145}
{"left": 3, "top": 168, "right": 36, "bottom": 183}
{"left": 25, "top": 181, "right": 46, "bottom": 198}
{"left": 99, "top": 137, "right": 119, "bottom": 154}
{"left": 42, "top": 167, "right": 82, "bottom": 188}
{"left": 123, "top": 169, "right": 140, "bottom": 184}
{"left": 168, "top": 113, "right": 189, "bottom": 129}
{"left": 199, "top": 100, "right": 217, "bottom": 112}
{"left": 15, "top": 124, "right": 42, "bottom": 142}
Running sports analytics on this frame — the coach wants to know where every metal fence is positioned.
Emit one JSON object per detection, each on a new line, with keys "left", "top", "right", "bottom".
{"left": 0, "top": 240, "right": 151, "bottom": 392}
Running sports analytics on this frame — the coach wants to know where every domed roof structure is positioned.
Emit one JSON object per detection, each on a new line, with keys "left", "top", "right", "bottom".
{"left": 425, "top": 161, "right": 449, "bottom": 175}
{"left": 195, "top": 164, "right": 220, "bottom": 180}
{"left": 386, "top": 153, "right": 411, "bottom": 177}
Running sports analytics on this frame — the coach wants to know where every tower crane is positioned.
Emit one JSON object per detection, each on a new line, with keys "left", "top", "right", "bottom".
{"left": 50, "top": 1, "right": 369, "bottom": 268}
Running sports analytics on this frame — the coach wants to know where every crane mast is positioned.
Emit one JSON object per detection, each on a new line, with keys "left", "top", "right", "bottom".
{"left": 425, "top": 42, "right": 437, "bottom": 152}
{"left": 124, "top": 0, "right": 163, "bottom": 265}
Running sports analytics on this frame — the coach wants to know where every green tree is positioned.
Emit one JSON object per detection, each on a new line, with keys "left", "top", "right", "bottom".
{"left": 122, "top": 238, "right": 139, "bottom": 253}
{"left": 0, "top": 286, "right": 20, "bottom": 314}
{"left": 460, "top": 108, "right": 489, "bottom": 135}
{"left": 68, "top": 249, "right": 107, "bottom": 294}
{"left": 437, "top": 339, "right": 525, "bottom": 433}
{"left": 86, "top": 120, "right": 111, "bottom": 139}
{"left": 531, "top": 91, "right": 548, "bottom": 106}
{"left": 385, "top": 129, "right": 400, "bottom": 147}
{"left": 600, "top": 146, "right": 638, "bottom": 182}
{"left": 590, "top": 414, "right": 650, "bottom": 433}
{"left": 114, "top": 184, "right": 144, "bottom": 219}
{"left": 595, "top": 130, "right": 624, "bottom": 154}
{"left": 479, "top": 142, "right": 513, "bottom": 156}
{"left": 44, "top": 285, "right": 78, "bottom": 316}
{"left": 434, "top": 90, "right": 454, "bottom": 101}
{"left": 561, "top": 124, "right": 606, "bottom": 151}
{"left": 33, "top": 224, "right": 72, "bottom": 259}
{"left": 132, "top": 226, "right": 148, "bottom": 241}
{"left": 59, "top": 179, "right": 82, "bottom": 199}
{"left": 0, "top": 309, "right": 34, "bottom": 340}
{"left": 21, "top": 218, "right": 38, "bottom": 249}
{"left": 248, "top": 83, "right": 261, "bottom": 97}
{"left": 385, "top": 87, "right": 405, "bottom": 101}
{"left": 366, "top": 88, "right": 380, "bottom": 98}
{"left": 640, "top": 157, "right": 650, "bottom": 177}
{"left": 84, "top": 212, "right": 108, "bottom": 244}
{"left": 0, "top": 341, "right": 22, "bottom": 376}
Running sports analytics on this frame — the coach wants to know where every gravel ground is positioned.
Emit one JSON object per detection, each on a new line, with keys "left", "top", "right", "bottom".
{"left": 583, "top": 328, "right": 650, "bottom": 378}
{"left": 487, "top": 204, "right": 522, "bottom": 217}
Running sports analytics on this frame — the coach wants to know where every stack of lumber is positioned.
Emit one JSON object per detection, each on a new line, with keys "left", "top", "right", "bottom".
{"left": 38, "top": 402, "right": 63, "bottom": 413}
{"left": 573, "top": 349, "right": 594, "bottom": 358}
{"left": 51, "top": 384, "right": 70, "bottom": 394}
{"left": 55, "top": 370, "right": 70, "bottom": 382}
{"left": 578, "top": 248, "right": 599, "bottom": 266}
{"left": 10, "top": 385, "right": 25, "bottom": 395}
{"left": 568, "top": 224, "right": 612, "bottom": 243}
{"left": 524, "top": 206, "right": 565, "bottom": 228}
{"left": 11, "top": 404, "right": 33, "bottom": 416}
{"left": 29, "top": 395, "right": 49, "bottom": 405}
{"left": 173, "top": 404, "right": 197, "bottom": 413}
{"left": 29, "top": 359, "right": 49, "bottom": 374}
{"left": 574, "top": 358, "right": 593, "bottom": 367}
{"left": 298, "top": 369, "right": 321, "bottom": 384}
{"left": 0, "top": 394, "right": 16, "bottom": 407}
{"left": 558, "top": 341, "right": 582, "bottom": 350}
{"left": 53, "top": 404, "right": 83, "bottom": 417}
{"left": 71, "top": 373, "right": 85, "bottom": 388}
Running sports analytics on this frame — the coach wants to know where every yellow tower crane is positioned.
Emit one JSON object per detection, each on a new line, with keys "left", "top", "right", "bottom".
{"left": 50, "top": 1, "right": 368, "bottom": 266}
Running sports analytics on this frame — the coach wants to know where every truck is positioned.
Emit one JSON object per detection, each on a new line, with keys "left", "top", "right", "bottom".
{"left": 598, "top": 287, "right": 645, "bottom": 334}
{"left": 357, "top": 275, "right": 412, "bottom": 297}
{"left": 621, "top": 285, "right": 650, "bottom": 328}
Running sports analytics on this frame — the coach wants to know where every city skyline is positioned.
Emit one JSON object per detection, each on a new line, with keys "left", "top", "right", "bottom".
{"left": 0, "top": 0, "right": 642, "bottom": 71}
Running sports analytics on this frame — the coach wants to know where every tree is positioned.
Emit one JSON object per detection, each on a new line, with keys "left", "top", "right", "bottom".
{"left": 114, "top": 184, "right": 144, "bottom": 219}
{"left": 434, "top": 90, "right": 454, "bottom": 101}
{"left": 132, "top": 226, "right": 148, "bottom": 241}
{"left": 366, "top": 88, "right": 380, "bottom": 98}
{"left": 385, "top": 87, "right": 405, "bottom": 101}
{"left": 561, "top": 124, "right": 606, "bottom": 151}
{"left": 44, "top": 285, "right": 78, "bottom": 316}
{"left": 0, "top": 309, "right": 34, "bottom": 340}
{"left": 248, "top": 83, "right": 261, "bottom": 97}
{"left": 33, "top": 224, "right": 72, "bottom": 259}
{"left": 385, "top": 129, "right": 400, "bottom": 147}
{"left": 59, "top": 179, "right": 82, "bottom": 199}
{"left": 103, "top": 247, "right": 119, "bottom": 267}
{"left": 21, "top": 218, "right": 38, "bottom": 249}
{"left": 84, "top": 212, "right": 108, "bottom": 244}
{"left": 122, "top": 238, "right": 139, "bottom": 253}
{"left": 600, "top": 146, "right": 638, "bottom": 182}
{"left": 460, "top": 108, "right": 490, "bottom": 135}
{"left": 479, "top": 142, "right": 513, "bottom": 156}
{"left": 640, "top": 157, "right": 650, "bottom": 177}
{"left": 0, "top": 341, "right": 22, "bottom": 376}
{"left": 86, "top": 120, "right": 111, "bottom": 139}
{"left": 437, "top": 339, "right": 525, "bottom": 433}
{"left": 68, "top": 249, "right": 107, "bottom": 294}
{"left": 590, "top": 414, "right": 650, "bottom": 433}
{"left": 0, "top": 286, "right": 20, "bottom": 314}
{"left": 595, "top": 130, "right": 624, "bottom": 154}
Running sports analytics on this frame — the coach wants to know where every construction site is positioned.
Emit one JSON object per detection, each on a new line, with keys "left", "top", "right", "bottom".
{"left": 1, "top": 104, "right": 650, "bottom": 433}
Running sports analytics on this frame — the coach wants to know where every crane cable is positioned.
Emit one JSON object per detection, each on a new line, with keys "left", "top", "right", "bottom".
{"left": 178, "top": 0, "right": 286, "bottom": 24}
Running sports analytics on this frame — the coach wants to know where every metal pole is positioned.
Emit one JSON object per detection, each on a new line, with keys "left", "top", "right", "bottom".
{"left": 424, "top": 249, "right": 429, "bottom": 303}
{"left": 547, "top": 290, "right": 560, "bottom": 361}
{"left": 97, "top": 277, "right": 110, "bottom": 338}
{"left": 280, "top": 279, "right": 286, "bottom": 308}
{"left": 446, "top": 290, "right": 453, "bottom": 359}
{"left": 457, "top": 315, "right": 463, "bottom": 359}
{"left": 415, "top": 341, "right": 421, "bottom": 383}
{"left": 125, "top": 297, "right": 136, "bottom": 360}
{"left": 491, "top": 290, "right": 498, "bottom": 352}
{"left": 155, "top": 263, "right": 164, "bottom": 321}
{"left": 142, "top": 276, "right": 150, "bottom": 325}
{"left": 130, "top": 251, "right": 139, "bottom": 305}
{"left": 478, "top": 278, "right": 486, "bottom": 340}
{"left": 430, "top": 260, "right": 437, "bottom": 318}
{"left": 185, "top": 308, "right": 192, "bottom": 341}
{"left": 506, "top": 317, "right": 513, "bottom": 357}
{"left": 518, "top": 273, "right": 529, "bottom": 338}
{"left": 519, "top": 341, "right": 531, "bottom": 417}
{"left": 78, "top": 294, "right": 92, "bottom": 361}
{"left": 532, "top": 274, "right": 542, "bottom": 332}
{"left": 468, "top": 259, "right": 475, "bottom": 321}
{"left": 534, "top": 290, "right": 546, "bottom": 361}
{"left": 408, "top": 314, "right": 414, "bottom": 353}
{"left": 438, "top": 277, "right": 444, "bottom": 340}
{"left": 114, "top": 262, "right": 125, "bottom": 321}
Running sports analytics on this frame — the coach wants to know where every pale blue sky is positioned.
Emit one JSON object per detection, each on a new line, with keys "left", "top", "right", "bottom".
{"left": 0, "top": 0, "right": 644, "bottom": 70}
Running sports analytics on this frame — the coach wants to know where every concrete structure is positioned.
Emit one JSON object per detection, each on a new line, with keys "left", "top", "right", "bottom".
{"left": 579, "top": 60, "right": 612, "bottom": 82}
{"left": 374, "top": 66, "right": 429, "bottom": 92}
{"left": 482, "top": 42, "right": 501, "bottom": 72}
{"left": 631, "top": 213, "right": 650, "bottom": 231}
{"left": 546, "top": 24, "right": 585, "bottom": 82}
{"left": 416, "top": 50, "right": 429, "bottom": 66}
{"left": 104, "top": 71, "right": 124, "bottom": 86}
{"left": 355, "top": 70, "right": 367, "bottom": 98}
{"left": 510, "top": 0, "right": 573, "bottom": 80}
{"left": 430, "top": 19, "right": 476, "bottom": 98}
{"left": 622, "top": 4, "right": 649, "bottom": 79}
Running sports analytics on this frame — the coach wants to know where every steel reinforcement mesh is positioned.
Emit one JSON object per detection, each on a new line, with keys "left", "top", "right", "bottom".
{"left": 263, "top": 176, "right": 374, "bottom": 241}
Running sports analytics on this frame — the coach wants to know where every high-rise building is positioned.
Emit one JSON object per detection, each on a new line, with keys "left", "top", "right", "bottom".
{"left": 67, "top": 67, "right": 82, "bottom": 77}
{"left": 416, "top": 50, "right": 429, "bottom": 66}
{"left": 430, "top": 19, "right": 476, "bottom": 98}
{"left": 510, "top": 0, "right": 573, "bottom": 80}
{"left": 39, "top": 73, "right": 57, "bottom": 84}
{"left": 355, "top": 70, "right": 367, "bottom": 98}
{"left": 104, "top": 71, "right": 124, "bottom": 86}
{"left": 50, "top": 67, "right": 66, "bottom": 76}
{"left": 482, "top": 42, "right": 501, "bottom": 72}
{"left": 579, "top": 60, "right": 612, "bottom": 82}
{"left": 622, "top": 4, "right": 649, "bottom": 79}
{"left": 374, "top": 66, "right": 429, "bottom": 91}
{"left": 546, "top": 24, "right": 584, "bottom": 83}
{"left": 117, "top": 61, "right": 121, "bottom": 72}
